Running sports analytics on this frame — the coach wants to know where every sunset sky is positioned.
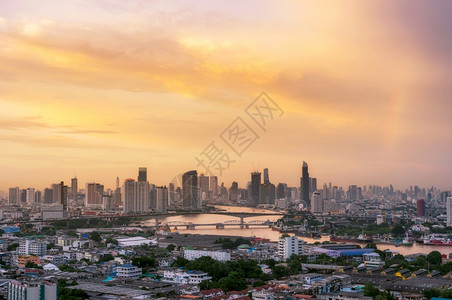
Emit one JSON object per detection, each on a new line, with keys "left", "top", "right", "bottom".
{"left": 1, "top": 0, "right": 451, "bottom": 191}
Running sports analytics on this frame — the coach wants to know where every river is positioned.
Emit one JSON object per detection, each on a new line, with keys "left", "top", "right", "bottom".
{"left": 142, "top": 206, "right": 452, "bottom": 256}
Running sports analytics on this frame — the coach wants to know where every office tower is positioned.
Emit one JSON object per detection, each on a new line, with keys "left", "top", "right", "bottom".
{"left": 276, "top": 183, "right": 287, "bottom": 200}
{"left": 34, "top": 191, "right": 42, "bottom": 203}
{"left": 263, "top": 168, "right": 269, "bottom": 184}
{"left": 250, "top": 172, "right": 261, "bottom": 206}
{"left": 312, "top": 191, "right": 322, "bottom": 213}
{"left": 102, "top": 195, "right": 114, "bottom": 210}
{"left": 168, "top": 183, "right": 175, "bottom": 205}
{"left": 278, "top": 236, "right": 305, "bottom": 260}
{"left": 71, "top": 177, "right": 78, "bottom": 195}
{"left": 309, "top": 178, "right": 317, "bottom": 193}
{"left": 85, "top": 183, "right": 103, "bottom": 209}
{"left": 300, "top": 161, "right": 310, "bottom": 208}
{"left": 59, "top": 181, "right": 68, "bottom": 217}
{"left": 416, "top": 199, "right": 426, "bottom": 217}
{"left": 209, "top": 176, "right": 218, "bottom": 198}
{"left": 348, "top": 185, "right": 358, "bottom": 201}
{"left": 8, "top": 187, "right": 20, "bottom": 205}
{"left": 138, "top": 167, "right": 147, "bottom": 182}
{"left": 43, "top": 188, "right": 53, "bottom": 204}
{"left": 20, "top": 189, "right": 27, "bottom": 204}
{"left": 182, "top": 170, "right": 199, "bottom": 210}
{"left": 155, "top": 186, "right": 168, "bottom": 213}
{"left": 198, "top": 174, "right": 210, "bottom": 201}
{"left": 25, "top": 188, "right": 35, "bottom": 204}
{"left": 51, "top": 183, "right": 60, "bottom": 204}
{"left": 116, "top": 177, "right": 120, "bottom": 189}
{"left": 123, "top": 180, "right": 150, "bottom": 213}
{"left": 229, "top": 181, "right": 239, "bottom": 201}
{"left": 447, "top": 196, "right": 452, "bottom": 227}
{"left": 259, "top": 183, "right": 276, "bottom": 205}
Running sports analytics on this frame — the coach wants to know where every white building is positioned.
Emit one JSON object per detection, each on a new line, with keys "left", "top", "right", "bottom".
{"left": 122, "top": 180, "right": 150, "bottom": 213}
{"left": 363, "top": 252, "right": 384, "bottom": 269}
{"left": 163, "top": 269, "right": 211, "bottom": 285}
{"left": 252, "top": 291, "right": 274, "bottom": 300}
{"left": 312, "top": 191, "right": 322, "bottom": 213}
{"left": 447, "top": 196, "right": 452, "bottom": 227}
{"left": 184, "top": 250, "right": 231, "bottom": 262}
{"left": 18, "top": 240, "right": 47, "bottom": 257}
{"left": 116, "top": 264, "right": 142, "bottom": 280}
{"left": 7, "top": 280, "right": 57, "bottom": 300}
{"left": 278, "top": 236, "right": 305, "bottom": 260}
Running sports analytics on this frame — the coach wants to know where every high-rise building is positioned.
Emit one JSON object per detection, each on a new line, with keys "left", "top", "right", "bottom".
{"left": 259, "top": 183, "right": 275, "bottom": 205}
{"left": 348, "top": 185, "right": 359, "bottom": 201}
{"left": 209, "top": 176, "right": 218, "bottom": 199}
{"left": 263, "top": 168, "right": 269, "bottom": 184}
{"left": 416, "top": 199, "right": 426, "bottom": 217}
{"left": 446, "top": 196, "right": 452, "bottom": 227}
{"left": 276, "top": 183, "right": 287, "bottom": 200}
{"left": 155, "top": 186, "right": 168, "bottom": 213}
{"left": 51, "top": 183, "right": 61, "bottom": 204}
{"left": 198, "top": 174, "right": 210, "bottom": 201}
{"left": 26, "top": 188, "right": 35, "bottom": 204}
{"left": 229, "top": 182, "right": 239, "bottom": 201}
{"left": 43, "top": 188, "right": 53, "bottom": 204}
{"left": 7, "top": 280, "right": 57, "bottom": 300}
{"left": 8, "top": 187, "right": 20, "bottom": 205}
{"left": 310, "top": 178, "right": 317, "bottom": 194}
{"left": 300, "top": 161, "right": 310, "bottom": 208}
{"left": 182, "top": 170, "right": 199, "bottom": 210}
{"left": 71, "top": 177, "right": 78, "bottom": 195}
{"left": 122, "top": 179, "right": 150, "bottom": 213}
{"left": 116, "top": 176, "right": 120, "bottom": 189}
{"left": 34, "top": 191, "right": 42, "bottom": 203}
{"left": 250, "top": 172, "right": 261, "bottom": 206}
{"left": 168, "top": 183, "right": 175, "bottom": 205}
{"left": 59, "top": 181, "right": 68, "bottom": 217}
{"left": 85, "top": 183, "right": 103, "bottom": 209}
{"left": 312, "top": 191, "right": 322, "bottom": 213}
{"left": 138, "top": 167, "right": 147, "bottom": 182}
{"left": 278, "top": 236, "right": 305, "bottom": 260}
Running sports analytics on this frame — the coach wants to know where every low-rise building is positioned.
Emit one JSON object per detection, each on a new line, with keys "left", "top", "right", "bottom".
{"left": 184, "top": 249, "right": 231, "bottom": 262}
{"left": 116, "top": 264, "right": 142, "bottom": 280}
{"left": 7, "top": 280, "right": 57, "bottom": 300}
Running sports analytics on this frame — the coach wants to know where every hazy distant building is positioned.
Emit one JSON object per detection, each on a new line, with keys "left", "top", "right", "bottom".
{"left": 263, "top": 168, "right": 269, "bottom": 184}
{"left": 348, "top": 185, "right": 359, "bottom": 201}
{"left": 8, "top": 187, "right": 20, "bottom": 205}
{"left": 446, "top": 196, "right": 452, "bottom": 227}
{"left": 26, "top": 188, "right": 35, "bottom": 204}
{"left": 43, "top": 188, "right": 53, "bottom": 204}
{"left": 416, "top": 199, "right": 426, "bottom": 217}
{"left": 229, "top": 181, "right": 239, "bottom": 202}
{"left": 276, "top": 183, "right": 287, "bottom": 200}
{"left": 259, "top": 183, "right": 275, "bottom": 205}
{"left": 102, "top": 195, "right": 114, "bottom": 211}
{"left": 71, "top": 177, "right": 78, "bottom": 196}
{"left": 168, "top": 183, "right": 175, "bottom": 205}
{"left": 209, "top": 176, "right": 218, "bottom": 199}
{"left": 34, "top": 191, "right": 42, "bottom": 203}
{"left": 300, "top": 161, "right": 310, "bottom": 208}
{"left": 309, "top": 178, "right": 317, "bottom": 194}
{"left": 312, "top": 191, "right": 322, "bottom": 213}
{"left": 198, "top": 174, "right": 210, "bottom": 201}
{"left": 51, "top": 183, "right": 61, "bottom": 204}
{"left": 123, "top": 179, "right": 151, "bottom": 213}
{"left": 250, "top": 172, "right": 261, "bottom": 206}
{"left": 155, "top": 186, "right": 168, "bottom": 213}
{"left": 182, "top": 170, "right": 199, "bottom": 210}
{"left": 138, "top": 167, "right": 147, "bottom": 182}
{"left": 85, "top": 183, "right": 103, "bottom": 209}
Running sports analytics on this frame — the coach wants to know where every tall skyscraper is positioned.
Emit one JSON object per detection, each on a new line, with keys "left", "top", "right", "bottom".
{"left": 155, "top": 186, "right": 168, "bottom": 213}
{"left": 198, "top": 174, "right": 210, "bottom": 201}
{"left": 182, "top": 170, "right": 199, "bottom": 210}
{"left": 310, "top": 178, "right": 317, "bottom": 193}
{"left": 209, "top": 176, "right": 218, "bottom": 199}
{"left": 85, "top": 183, "right": 103, "bottom": 209}
{"left": 59, "top": 181, "right": 68, "bottom": 217}
{"left": 122, "top": 179, "right": 150, "bottom": 213}
{"left": 71, "top": 177, "right": 78, "bottom": 195}
{"left": 416, "top": 199, "right": 426, "bottom": 217}
{"left": 51, "top": 183, "right": 61, "bottom": 204}
{"left": 250, "top": 172, "right": 261, "bottom": 206}
{"left": 8, "top": 187, "right": 20, "bottom": 205}
{"left": 301, "top": 161, "right": 310, "bottom": 208}
{"left": 26, "top": 188, "right": 35, "bottom": 204}
{"left": 116, "top": 176, "right": 120, "bottom": 189}
{"left": 447, "top": 196, "right": 452, "bottom": 227}
{"left": 138, "top": 167, "right": 147, "bottom": 182}
{"left": 276, "top": 183, "right": 287, "bottom": 199}
{"left": 312, "top": 191, "right": 322, "bottom": 213}
{"left": 229, "top": 181, "right": 239, "bottom": 201}
{"left": 263, "top": 168, "right": 269, "bottom": 184}
{"left": 43, "top": 188, "right": 53, "bottom": 204}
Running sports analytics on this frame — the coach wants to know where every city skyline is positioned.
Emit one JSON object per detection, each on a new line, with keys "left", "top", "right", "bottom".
{"left": 1, "top": 0, "right": 452, "bottom": 190}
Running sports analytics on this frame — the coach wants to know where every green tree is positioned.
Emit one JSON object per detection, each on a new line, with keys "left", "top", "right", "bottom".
{"left": 423, "top": 288, "right": 441, "bottom": 299}
{"left": 89, "top": 232, "right": 102, "bottom": 243}
{"left": 426, "top": 251, "right": 442, "bottom": 266}
{"left": 7, "top": 243, "right": 19, "bottom": 251}
{"left": 218, "top": 271, "right": 247, "bottom": 292}
{"left": 166, "top": 244, "right": 176, "bottom": 251}
{"left": 131, "top": 256, "right": 156, "bottom": 269}
{"left": 363, "top": 283, "right": 380, "bottom": 298}
{"left": 365, "top": 242, "right": 378, "bottom": 250}
{"left": 391, "top": 224, "right": 405, "bottom": 236}
{"left": 25, "top": 261, "right": 39, "bottom": 268}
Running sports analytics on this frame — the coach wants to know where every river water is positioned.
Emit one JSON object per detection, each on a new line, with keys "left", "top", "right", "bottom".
{"left": 142, "top": 206, "right": 452, "bottom": 256}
